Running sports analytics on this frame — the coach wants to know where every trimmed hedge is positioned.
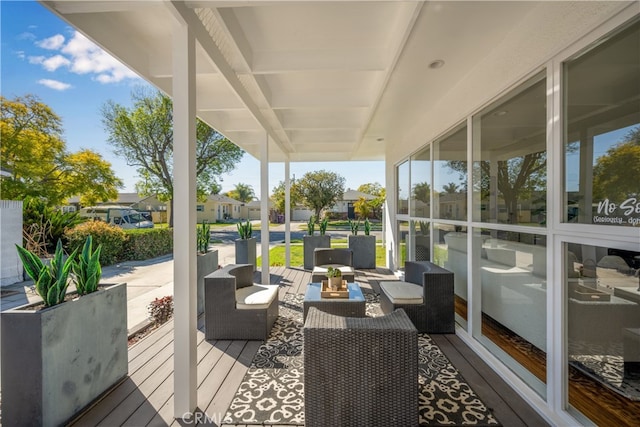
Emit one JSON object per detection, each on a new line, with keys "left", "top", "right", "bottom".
{"left": 65, "top": 221, "right": 127, "bottom": 267}
{"left": 123, "top": 228, "right": 173, "bottom": 260}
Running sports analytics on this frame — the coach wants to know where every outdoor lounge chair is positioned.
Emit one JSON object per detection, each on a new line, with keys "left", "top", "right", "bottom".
{"left": 311, "top": 248, "right": 355, "bottom": 282}
{"left": 379, "top": 261, "right": 455, "bottom": 333}
{"left": 204, "top": 264, "right": 278, "bottom": 340}
{"left": 303, "top": 307, "right": 418, "bottom": 427}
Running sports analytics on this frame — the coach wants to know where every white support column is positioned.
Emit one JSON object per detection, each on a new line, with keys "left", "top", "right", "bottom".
{"left": 285, "top": 160, "right": 291, "bottom": 268}
{"left": 172, "top": 20, "right": 197, "bottom": 418}
{"left": 261, "top": 134, "right": 270, "bottom": 284}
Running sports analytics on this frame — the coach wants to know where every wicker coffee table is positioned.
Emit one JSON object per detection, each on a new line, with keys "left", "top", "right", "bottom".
{"left": 303, "top": 282, "right": 366, "bottom": 322}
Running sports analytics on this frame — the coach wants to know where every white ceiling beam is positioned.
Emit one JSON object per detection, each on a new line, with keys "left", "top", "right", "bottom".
{"left": 167, "top": 1, "right": 292, "bottom": 156}
{"left": 351, "top": 1, "right": 424, "bottom": 157}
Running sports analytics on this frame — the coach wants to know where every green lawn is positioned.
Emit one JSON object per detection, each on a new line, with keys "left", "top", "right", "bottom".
{"left": 258, "top": 240, "right": 386, "bottom": 267}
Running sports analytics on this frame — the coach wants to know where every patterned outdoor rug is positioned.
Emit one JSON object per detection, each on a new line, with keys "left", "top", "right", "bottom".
{"left": 224, "top": 294, "right": 501, "bottom": 426}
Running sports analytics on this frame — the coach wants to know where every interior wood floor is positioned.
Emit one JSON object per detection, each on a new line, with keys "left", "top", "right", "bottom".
{"left": 68, "top": 267, "right": 549, "bottom": 426}
{"left": 456, "top": 299, "right": 640, "bottom": 426}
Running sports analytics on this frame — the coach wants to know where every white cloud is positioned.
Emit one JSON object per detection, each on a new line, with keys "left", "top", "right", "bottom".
{"left": 16, "top": 51, "right": 26, "bottom": 60}
{"left": 38, "top": 79, "right": 72, "bottom": 91}
{"left": 28, "top": 30, "right": 139, "bottom": 84}
{"left": 42, "top": 55, "right": 71, "bottom": 72}
{"left": 36, "top": 34, "right": 65, "bottom": 50}
{"left": 18, "top": 32, "right": 37, "bottom": 41}
{"left": 28, "top": 56, "right": 45, "bottom": 65}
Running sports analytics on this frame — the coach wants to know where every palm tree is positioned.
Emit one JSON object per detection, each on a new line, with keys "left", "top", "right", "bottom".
{"left": 443, "top": 182, "right": 459, "bottom": 194}
{"left": 227, "top": 183, "right": 255, "bottom": 203}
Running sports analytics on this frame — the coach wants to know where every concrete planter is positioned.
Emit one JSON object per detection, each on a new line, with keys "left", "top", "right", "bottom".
{"left": 235, "top": 237, "right": 257, "bottom": 270}
{"left": 348, "top": 235, "right": 376, "bottom": 269}
{"left": 1, "top": 283, "right": 128, "bottom": 427}
{"left": 197, "top": 250, "right": 219, "bottom": 315}
{"left": 303, "top": 235, "right": 331, "bottom": 270}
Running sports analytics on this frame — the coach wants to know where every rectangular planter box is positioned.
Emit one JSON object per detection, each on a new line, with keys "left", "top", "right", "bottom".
{"left": 235, "top": 237, "right": 257, "bottom": 270}
{"left": 197, "top": 250, "right": 219, "bottom": 315}
{"left": 1, "top": 283, "right": 128, "bottom": 427}
{"left": 303, "top": 235, "right": 331, "bottom": 270}
{"left": 348, "top": 235, "right": 376, "bottom": 269}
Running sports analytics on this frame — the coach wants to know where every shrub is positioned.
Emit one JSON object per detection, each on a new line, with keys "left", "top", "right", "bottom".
{"left": 65, "top": 221, "right": 127, "bottom": 267}
{"left": 23, "top": 197, "right": 86, "bottom": 254}
{"left": 123, "top": 228, "right": 173, "bottom": 260}
{"left": 148, "top": 296, "right": 174, "bottom": 325}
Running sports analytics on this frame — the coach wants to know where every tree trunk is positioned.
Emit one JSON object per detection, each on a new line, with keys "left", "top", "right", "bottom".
{"left": 169, "top": 198, "right": 174, "bottom": 228}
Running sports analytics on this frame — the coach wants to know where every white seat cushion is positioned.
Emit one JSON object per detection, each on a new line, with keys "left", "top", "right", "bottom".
{"left": 312, "top": 264, "right": 355, "bottom": 276}
{"left": 236, "top": 284, "right": 279, "bottom": 310}
{"left": 380, "top": 281, "right": 423, "bottom": 304}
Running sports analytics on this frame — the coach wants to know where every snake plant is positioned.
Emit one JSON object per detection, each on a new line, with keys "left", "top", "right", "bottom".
{"left": 197, "top": 221, "right": 211, "bottom": 253}
{"left": 237, "top": 220, "right": 253, "bottom": 239}
{"left": 307, "top": 216, "right": 316, "bottom": 235}
{"left": 16, "top": 239, "right": 78, "bottom": 307}
{"left": 73, "top": 235, "right": 103, "bottom": 295}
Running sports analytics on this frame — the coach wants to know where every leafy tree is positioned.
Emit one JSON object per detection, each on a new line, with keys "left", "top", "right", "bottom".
{"left": 227, "top": 183, "right": 255, "bottom": 203}
{"left": 353, "top": 196, "right": 372, "bottom": 219}
{"left": 297, "top": 170, "right": 345, "bottom": 220}
{"left": 593, "top": 126, "right": 640, "bottom": 201}
{"left": 101, "top": 88, "right": 244, "bottom": 225}
{"left": 449, "top": 151, "right": 546, "bottom": 224}
{"left": 1, "top": 95, "right": 122, "bottom": 205}
{"left": 270, "top": 179, "right": 302, "bottom": 214}
{"left": 357, "top": 182, "right": 386, "bottom": 219}
{"left": 412, "top": 182, "right": 431, "bottom": 204}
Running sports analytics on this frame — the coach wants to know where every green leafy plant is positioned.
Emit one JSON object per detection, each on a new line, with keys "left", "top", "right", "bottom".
{"left": 237, "top": 220, "right": 253, "bottom": 239}
{"left": 23, "top": 197, "right": 86, "bottom": 253}
{"left": 306, "top": 216, "right": 316, "bottom": 236}
{"left": 419, "top": 221, "right": 429, "bottom": 235}
{"left": 364, "top": 218, "right": 371, "bottom": 236}
{"left": 326, "top": 266, "right": 342, "bottom": 278}
{"left": 65, "top": 221, "right": 127, "bottom": 267}
{"left": 72, "top": 235, "right": 103, "bottom": 295}
{"left": 319, "top": 217, "right": 328, "bottom": 236}
{"left": 197, "top": 221, "right": 211, "bottom": 253}
{"left": 349, "top": 218, "right": 360, "bottom": 235}
{"left": 16, "top": 239, "right": 78, "bottom": 307}
{"left": 148, "top": 295, "right": 174, "bottom": 325}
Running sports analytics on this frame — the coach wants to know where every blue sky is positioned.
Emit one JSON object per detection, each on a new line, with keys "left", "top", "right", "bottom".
{"left": 1, "top": 1, "right": 384, "bottom": 199}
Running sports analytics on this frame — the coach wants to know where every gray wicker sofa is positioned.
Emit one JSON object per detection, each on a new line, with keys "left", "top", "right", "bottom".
{"left": 204, "top": 264, "right": 278, "bottom": 340}
{"left": 310, "top": 248, "right": 355, "bottom": 282}
{"left": 303, "top": 307, "right": 418, "bottom": 427}
{"left": 379, "top": 261, "right": 454, "bottom": 333}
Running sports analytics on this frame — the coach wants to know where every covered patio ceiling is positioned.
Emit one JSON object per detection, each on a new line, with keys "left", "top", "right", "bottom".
{"left": 43, "top": 0, "right": 545, "bottom": 163}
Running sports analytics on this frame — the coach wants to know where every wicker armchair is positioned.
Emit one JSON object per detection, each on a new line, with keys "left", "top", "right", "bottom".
{"left": 204, "top": 264, "right": 278, "bottom": 340}
{"left": 311, "top": 248, "right": 355, "bottom": 282}
{"left": 303, "top": 307, "right": 418, "bottom": 427}
{"left": 379, "top": 261, "right": 454, "bottom": 333}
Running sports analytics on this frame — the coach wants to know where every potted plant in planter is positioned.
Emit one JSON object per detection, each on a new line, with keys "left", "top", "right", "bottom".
{"left": 326, "top": 266, "right": 343, "bottom": 290}
{"left": 197, "top": 221, "right": 218, "bottom": 315}
{"left": 235, "top": 220, "right": 256, "bottom": 270}
{"left": 303, "top": 216, "right": 330, "bottom": 270}
{"left": 348, "top": 218, "right": 376, "bottom": 269}
{"left": 2, "top": 237, "right": 128, "bottom": 427}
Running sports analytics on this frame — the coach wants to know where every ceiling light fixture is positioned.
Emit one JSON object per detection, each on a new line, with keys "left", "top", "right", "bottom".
{"left": 429, "top": 59, "right": 445, "bottom": 69}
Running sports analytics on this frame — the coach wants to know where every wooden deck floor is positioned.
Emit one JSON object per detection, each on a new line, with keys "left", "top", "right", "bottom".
{"left": 69, "top": 266, "right": 549, "bottom": 427}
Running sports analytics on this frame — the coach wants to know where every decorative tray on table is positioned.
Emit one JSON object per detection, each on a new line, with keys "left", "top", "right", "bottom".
{"left": 321, "top": 280, "right": 349, "bottom": 298}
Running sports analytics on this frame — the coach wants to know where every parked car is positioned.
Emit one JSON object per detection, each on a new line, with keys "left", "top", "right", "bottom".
{"left": 79, "top": 205, "right": 154, "bottom": 229}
